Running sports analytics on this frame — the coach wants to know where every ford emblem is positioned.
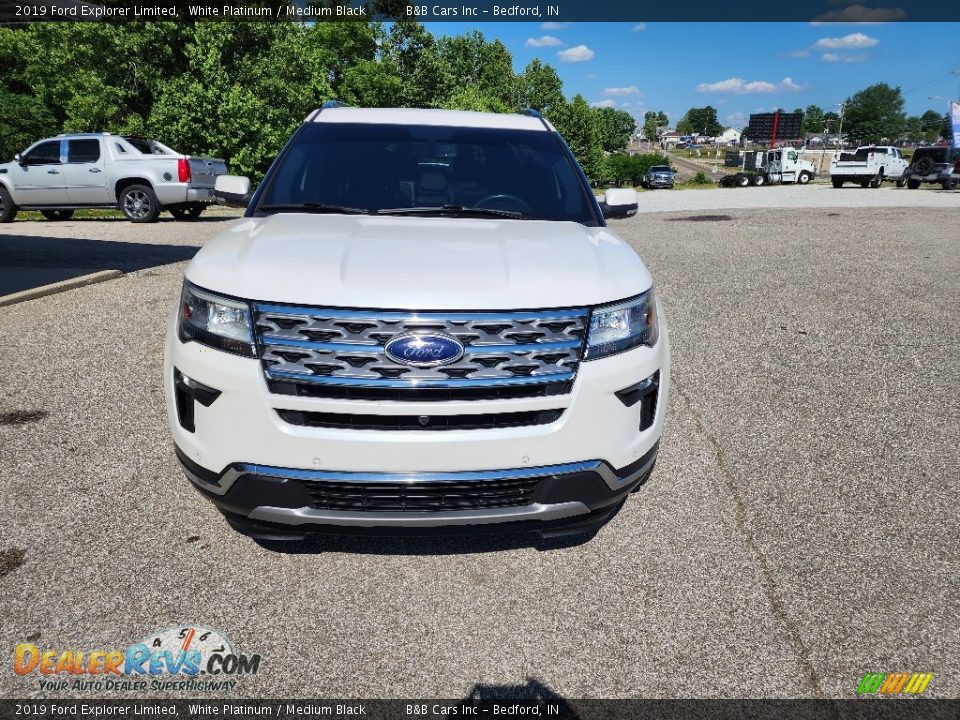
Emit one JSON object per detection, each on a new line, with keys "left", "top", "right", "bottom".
{"left": 384, "top": 332, "right": 464, "bottom": 368}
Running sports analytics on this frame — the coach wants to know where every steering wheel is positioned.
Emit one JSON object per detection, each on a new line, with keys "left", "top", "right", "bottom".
{"left": 474, "top": 193, "right": 531, "bottom": 213}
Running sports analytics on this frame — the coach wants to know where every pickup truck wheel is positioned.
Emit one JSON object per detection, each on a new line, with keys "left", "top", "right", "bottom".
{"left": 906, "top": 178, "right": 921, "bottom": 190}
{"left": 869, "top": 173, "right": 883, "bottom": 188}
{"left": 831, "top": 178, "right": 844, "bottom": 188}
{"left": 41, "top": 209, "right": 74, "bottom": 221}
{"left": 896, "top": 175, "right": 906, "bottom": 188}
{"left": 0, "top": 186, "right": 17, "bottom": 223}
{"left": 797, "top": 171, "right": 811, "bottom": 185}
{"left": 119, "top": 184, "right": 160, "bottom": 223}
{"left": 170, "top": 206, "right": 204, "bottom": 221}
{"left": 942, "top": 177, "right": 958, "bottom": 191}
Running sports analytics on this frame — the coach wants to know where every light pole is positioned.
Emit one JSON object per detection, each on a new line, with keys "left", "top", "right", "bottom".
{"left": 834, "top": 102, "right": 846, "bottom": 157}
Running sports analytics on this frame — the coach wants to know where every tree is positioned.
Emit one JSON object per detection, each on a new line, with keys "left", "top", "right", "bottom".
{"left": 517, "top": 59, "right": 564, "bottom": 115}
{"left": 802, "top": 104, "right": 825, "bottom": 135}
{"left": 842, "top": 83, "right": 906, "bottom": 144}
{"left": 919, "top": 109, "right": 946, "bottom": 142}
{"left": 593, "top": 106, "right": 636, "bottom": 153}
{"left": 551, "top": 95, "right": 604, "bottom": 182}
{"left": 676, "top": 106, "right": 721, "bottom": 136}
{"left": 642, "top": 110, "right": 668, "bottom": 140}
{"left": 437, "top": 31, "right": 516, "bottom": 111}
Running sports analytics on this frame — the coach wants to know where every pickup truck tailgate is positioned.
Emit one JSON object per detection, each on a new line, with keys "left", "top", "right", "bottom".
{"left": 187, "top": 157, "right": 227, "bottom": 189}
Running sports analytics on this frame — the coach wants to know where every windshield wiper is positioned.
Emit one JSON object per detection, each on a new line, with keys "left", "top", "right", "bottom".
{"left": 257, "top": 202, "right": 368, "bottom": 215}
{"left": 376, "top": 205, "right": 524, "bottom": 219}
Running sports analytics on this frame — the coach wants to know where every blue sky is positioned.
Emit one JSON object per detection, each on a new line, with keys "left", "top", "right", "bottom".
{"left": 424, "top": 22, "right": 960, "bottom": 128}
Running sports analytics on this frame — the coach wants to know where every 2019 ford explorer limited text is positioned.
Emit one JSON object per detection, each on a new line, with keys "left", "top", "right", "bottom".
{"left": 164, "top": 106, "right": 669, "bottom": 541}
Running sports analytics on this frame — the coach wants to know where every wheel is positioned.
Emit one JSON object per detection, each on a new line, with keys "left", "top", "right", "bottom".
{"left": 736, "top": 174, "right": 750, "bottom": 187}
{"left": 895, "top": 175, "right": 906, "bottom": 188}
{"left": 0, "top": 185, "right": 17, "bottom": 223}
{"left": 170, "top": 205, "right": 204, "bottom": 221}
{"left": 869, "top": 173, "right": 883, "bottom": 188}
{"left": 832, "top": 177, "right": 844, "bottom": 189}
{"left": 907, "top": 178, "right": 920, "bottom": 190}
{"left": 797, "top": 171, "right": 811, "bottom": 185}
{"left": 751, "top": 174, "right": 765, "bottom": 186}
{"left": 118, "top": 184, "right": 160, "bottom": 223}
{"left": 913, "top": 156, "right": 935, "bottom": 175}
{"left": 41, "top": 209, "right": 74, "bottom": 221}
{"left": 942, "top": 177, "right": 958, "bottom": 191}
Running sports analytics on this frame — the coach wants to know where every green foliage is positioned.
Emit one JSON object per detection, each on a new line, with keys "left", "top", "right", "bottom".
{"left": 0, "top": 20, "right": 620, "bottom": 183}
{"left": 842, "top": 83, "right": 906, "bottom": 144}
{"left": 677, "top": 106, "right": 722, "bottom": 137}
{"left": 593, "top": 106, "right": 636, "bottom": 153}
{"left": 684, "top": 171, "right": 713, "bottom": 185}
{"left": 643, "top": 110, "right": 669, "bottom": 141}
{"left": 801, "top": 104, "right": 826, "bottom": 135}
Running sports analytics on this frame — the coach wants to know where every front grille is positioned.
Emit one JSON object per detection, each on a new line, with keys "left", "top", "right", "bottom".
{"left": 296, "top": 477, "right": 541, "bottom": 512}
{"left": 277, "top": 408, "right": 563, "bottom": 431}
{"left": 254, "top": 304, "right": 588, "bottom": 399}
{"left": 267, "top": 379, "right": 574, "bottom": 402}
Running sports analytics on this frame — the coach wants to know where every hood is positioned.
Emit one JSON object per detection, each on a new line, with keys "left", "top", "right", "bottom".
{"left": 185, "top": 214, "right": 652, "bottom": 310}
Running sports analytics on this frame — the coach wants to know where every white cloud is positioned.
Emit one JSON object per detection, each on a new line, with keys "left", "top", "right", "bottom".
{"left": 725, "top": 112, "right": 748, "bottom": 128}
{"left": 604, "top": 85, "right": 641, "bottom": 96}
{"left": 525, "top": 35, "right": 563, "bottom": 48}
{"left": 541, "top": 22, "right": 569, "bottom": 30}
{"left": 557, "top": 45, "right": 595, "bottom": 63}
{"left": 811, "top": 5, "right": 906, "bottom": 23}
{"left": 814, "top": 32, "right": 879, "bottom": 49}
{"left": 633, "top": 23, "right": 646, "bottom": 31}
{"left": 591, "top": 99, "right": 618, "bottom": 109}
{"left": 821, "top": 52, "right": 867, "bottom": 63}
{"left": 697, "top": 77, "right": 802, "bottom": 94}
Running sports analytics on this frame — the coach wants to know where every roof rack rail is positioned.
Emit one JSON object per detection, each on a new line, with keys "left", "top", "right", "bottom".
{"left": 322, "top": 100, "right": 350, "bottom": 110}
{"left": 520, "top": 108, "right": 541, "bottom": 117}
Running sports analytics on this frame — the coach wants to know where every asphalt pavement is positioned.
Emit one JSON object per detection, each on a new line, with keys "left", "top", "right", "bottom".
{"left": 0, "top": 191, "right": 957, "bottom": 700}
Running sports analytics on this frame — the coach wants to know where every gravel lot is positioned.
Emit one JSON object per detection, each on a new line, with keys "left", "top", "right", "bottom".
{"left": 1, "top": 190, "right": 957, "bottom": 700}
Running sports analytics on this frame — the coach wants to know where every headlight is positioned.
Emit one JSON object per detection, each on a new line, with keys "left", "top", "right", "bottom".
{"left": 585, "top": 289, "right": 659, "bottom": 360}
{"left": 178, "top": 282, "right": 256, "bottom": 357}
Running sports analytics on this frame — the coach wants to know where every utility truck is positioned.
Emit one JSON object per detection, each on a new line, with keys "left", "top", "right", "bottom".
{"left": 829, "top": 146, "right": 909, "bottom": 188}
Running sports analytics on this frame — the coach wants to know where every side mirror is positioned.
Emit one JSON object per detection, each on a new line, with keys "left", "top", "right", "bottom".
{"left": 14, "top": 153, "right": 23, "bottom": 166}
{"left": 214, "top": 175, "right": 251, "bottom": 208}
{"left": 601, "top": 188, "right": 638, "bottom": 219}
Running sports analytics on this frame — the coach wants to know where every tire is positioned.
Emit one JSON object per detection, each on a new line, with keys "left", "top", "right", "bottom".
{"left": 751, "top": 174, "right": 765, "bottom": 186}
{"left": 907, "top": 178, "right": 920, "bottom": 190}
{"left": 870, "top": 173, "right": 882, "bottom": 189}
{"left": 832, "top": 177, "right": 844, "bottom": 189}
{"left": 895, "top": 175, "right": 906, "bottom": 188}
{"left": 0, "top": 185, "right": 17, "bottom": 223}
{"left": 170, "top": 205, "right": 204, "bottom": 221}
{"left": 118, "top": 184, "right": 160, "bottom": 223}
{"left": 943, "top": 177, "right": 958, "bottom": 191}
{"left": 41, "top": 209, "right": 74, "bottom": 221}
{"left": 798, "top": 171, "right": 811, "bottom": 185}
{"left": 914, "top": 156, "right": 935, "bottom": 175}
{"left": 736, "top": 174, "right": 750, "bottom": 187}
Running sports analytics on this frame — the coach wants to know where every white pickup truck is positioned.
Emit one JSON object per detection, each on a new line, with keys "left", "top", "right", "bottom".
{"left": 829, "top": 146, "right": 909, "bottom": 188}
{"left": 0, "top": 133, "right": 227, "bottom": 223}
{"left": 165, "top": 105, "right": 669, "bottom": 542}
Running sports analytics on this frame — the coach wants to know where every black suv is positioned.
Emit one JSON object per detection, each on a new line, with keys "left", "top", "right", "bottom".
{"left": 904, "top": 147, "right": 960, "bottom": 190}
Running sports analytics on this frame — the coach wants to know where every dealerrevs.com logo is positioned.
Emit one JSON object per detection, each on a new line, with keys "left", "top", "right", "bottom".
{"left": 13, "top": 625, "right": 261, "bottom": 693}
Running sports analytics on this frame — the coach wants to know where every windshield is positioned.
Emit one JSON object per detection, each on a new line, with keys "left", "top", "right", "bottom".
{"left": 651, "top": 166, "right": 671, "bottom": 173}
{"left": 256, "top": 122, "right": 599, "bottom": 225}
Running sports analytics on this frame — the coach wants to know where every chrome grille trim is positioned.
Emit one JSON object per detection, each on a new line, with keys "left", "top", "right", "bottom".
{"left": 254, "top": 304, "right": 588, "bottom": 389}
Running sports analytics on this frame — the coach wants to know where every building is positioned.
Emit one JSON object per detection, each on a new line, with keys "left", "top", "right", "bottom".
{"left": 716, "top": 127, "right": 741, "bottom": 146}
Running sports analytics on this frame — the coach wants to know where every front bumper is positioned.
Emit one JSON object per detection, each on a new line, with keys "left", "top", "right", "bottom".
{"left": 164, "top": 305, "right": 669, "bottom": 537}
{"left": 177, "top": 442, "right": 659, "bottom": 538}
{"left": 647, "top": 178, "right": 674, "bottom": 188}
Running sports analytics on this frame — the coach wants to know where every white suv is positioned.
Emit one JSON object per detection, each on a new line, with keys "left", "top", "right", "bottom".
{"left": 164, "top": 105, "right": 669, "bottom": 541}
